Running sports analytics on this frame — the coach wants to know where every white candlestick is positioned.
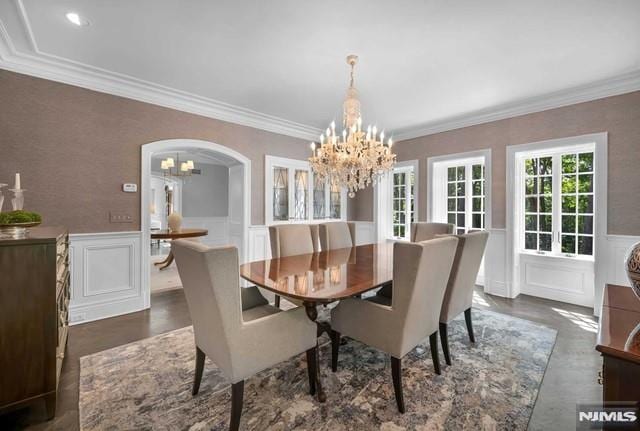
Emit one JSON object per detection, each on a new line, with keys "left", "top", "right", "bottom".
{"left": 14, "top": 173, "right": 20, "bottom": 190}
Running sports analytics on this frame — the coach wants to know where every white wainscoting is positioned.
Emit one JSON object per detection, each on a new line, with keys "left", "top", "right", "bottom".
{"left": 354, "top": 221, "right": 376, "bottom": 245}
{"left": 248, "top": 225, "right": 271, "bottom": 263}
{"left": 519, "top": 253, "right": 595, "bottom": 307}
{"left": 69, "top": 231, "right": 143, "bottom": 325}
{"left": 480, "top": 227, "right": 639, "bottom": 314}
{"left": 483, "top": 228, "right": 509, "bottom": 297}
{"left": 181, "top": 217, "right": 229, "bottom": 247}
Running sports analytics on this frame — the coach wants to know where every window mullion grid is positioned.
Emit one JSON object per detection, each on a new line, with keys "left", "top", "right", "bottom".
{"left": 552, "top": 154, "right": 562, "bottom": 255}
{"left": 465, "top": 164, "right": 472, "bottom": 234}
{"left": 405, "top": 175, "right": 411, "bottom": 239}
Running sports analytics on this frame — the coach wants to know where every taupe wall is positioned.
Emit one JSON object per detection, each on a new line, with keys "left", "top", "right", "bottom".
{"left": 352, "top": 91, "right": 640, "bottom": 235}
{"left": 0, "top": 70, "right": 311, "bottom": 233}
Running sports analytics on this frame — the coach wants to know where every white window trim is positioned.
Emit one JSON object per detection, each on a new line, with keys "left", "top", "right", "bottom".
{"left": 516, "top": 143, "right": 596, "bottom": 259}
{"left": 506, "top": 133, "right": 608, "bottom": 309}
{"left": 264, "top": 155, "right": 347, "bottom": 225}
{"left": 427, "top": 149, "right": 492, "bottom": 230}
{"left": 374, "top": 159, "right": 419, "bottom": 242}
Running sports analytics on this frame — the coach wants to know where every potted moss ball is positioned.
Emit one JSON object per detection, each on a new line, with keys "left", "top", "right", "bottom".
{"left": 0, "top": 210, "right": 42, "bottom": 234}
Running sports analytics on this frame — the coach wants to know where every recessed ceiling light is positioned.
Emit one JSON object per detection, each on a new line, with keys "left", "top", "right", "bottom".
{"left": 65, "top": 12, "right": 89, "bottom": 27}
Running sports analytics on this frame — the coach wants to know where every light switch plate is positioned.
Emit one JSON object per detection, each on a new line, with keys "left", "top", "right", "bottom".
{"left": 110, "top": 212, "right": 133, "bottom": 223}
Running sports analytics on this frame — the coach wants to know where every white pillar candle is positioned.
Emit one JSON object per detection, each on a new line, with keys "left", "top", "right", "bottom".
{"left": 14, "top": 173, "right": 20, "bottom": 190}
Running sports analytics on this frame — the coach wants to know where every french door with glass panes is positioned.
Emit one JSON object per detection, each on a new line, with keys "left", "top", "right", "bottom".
{"left": 391, "top": 167, "right": 415, "bottom": 239}
{"left": 522, "top": 150, "right": 594, "bottom": 258}
{"left": 447, "top": 163, "right": 485, "bottom": 235}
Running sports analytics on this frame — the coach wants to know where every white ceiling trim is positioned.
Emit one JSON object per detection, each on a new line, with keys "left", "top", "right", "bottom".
{"left": 0, "top": 1, "right": 322, "bottom": 141}
{"left": 395, "top": 69, "right": 640, "bottom": 142}
{"left": 1, "top": 1, "right": 640, "bottom": 145}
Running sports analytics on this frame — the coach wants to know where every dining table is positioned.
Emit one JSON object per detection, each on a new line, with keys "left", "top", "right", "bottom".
{"left": 240, "top": 242, "right": 395, "bottom": 402}
{"left": 151, "top": 228, "right": 208, "bottom": 270}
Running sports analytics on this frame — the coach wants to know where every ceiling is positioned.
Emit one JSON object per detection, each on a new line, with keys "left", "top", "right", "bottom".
{"left": 1, "top": 0, "right": 639, "bottom": 140}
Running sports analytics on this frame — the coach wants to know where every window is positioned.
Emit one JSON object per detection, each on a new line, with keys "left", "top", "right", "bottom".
{"left": 313, "top": 175, "right": 325, "bottom": 219}
{"left": 521, "top": 149, "right": 594, "bottom": 257}
{"left": 265, "top": 156, "right": 346, "bottom": 224}
{"left": 391, "top": 166, "right": 415, "bottom": 239}
{"left": 445, "top": 162, "right": 486, "bottom": 235}
{"left": 272, "top": 167, "right": 288, "bottom": 221}
{"left": 329, "top": 177, "right": 342, "bottom": 219}
{"left": 294, "top": 170, "right": 308, "bottom": 220}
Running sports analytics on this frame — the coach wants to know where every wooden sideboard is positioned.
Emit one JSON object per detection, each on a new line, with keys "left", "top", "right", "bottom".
{"left": 0, "top": 227, "right": 70, "bottom": 419}
{"left": 596, "top": 284, "right": 640, "bottom": 403}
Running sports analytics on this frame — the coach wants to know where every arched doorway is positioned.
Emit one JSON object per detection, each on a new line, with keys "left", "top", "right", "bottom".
{"left": 140, "top": 139, "right": 251, "bottom": 307}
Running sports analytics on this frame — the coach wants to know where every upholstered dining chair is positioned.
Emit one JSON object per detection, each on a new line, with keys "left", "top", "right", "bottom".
{"left": 268, "top": 224, "right": 320, "bottom": 307}
{"left": 319, "top": 221, "right": 356, "bottom": 251}
{"left": 411, "top": 222, "right": 455, "bottom": 242}
{"left": 330, "top": 237, "right": 459, "bottom": 413}
{"left": 172, "top": 240, "right": 318, "bottom": 431}
{"left": 376, "top": 221, "right": 455, "bottom": 300}
{"left": 438, "top": 231, "right": 489, "bottom": 366}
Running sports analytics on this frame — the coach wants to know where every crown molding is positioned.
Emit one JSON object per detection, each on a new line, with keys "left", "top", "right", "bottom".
{"left": 2, "top": 2, "right": 640, "bottom": 145}
{"left": 394, "top": 69, "right": 640, "bottom": 142}
{"left": 0, "top": 4, "right": 321, "bottom": 141}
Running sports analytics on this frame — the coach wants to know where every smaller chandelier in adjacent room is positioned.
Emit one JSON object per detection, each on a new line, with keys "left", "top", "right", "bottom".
{"left": 309, "top": 55, "right": 396, "bottom": 197}
{"left": 160, "top": 154, "right": 195, "bottom": 177}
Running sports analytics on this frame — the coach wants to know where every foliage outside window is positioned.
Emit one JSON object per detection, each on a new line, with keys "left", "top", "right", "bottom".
{"left": 522, "top": 150, "right": 594, "bottom": 257}
{"left": 447, "top": 163, "right": 485, "bottom": 235}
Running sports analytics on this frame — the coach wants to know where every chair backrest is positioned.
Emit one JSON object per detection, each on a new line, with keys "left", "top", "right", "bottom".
{"left": 391, "top": 237, "right": 459, "bottom": 357}
{"left": 172, "top": 240, "right": 242, "bottom": 377}
{"left": 319, "top": 221, "right": 356, "bottom": 250}
{"left": 269, "top": 224, "right": 319, "bottom": 258}
{"left": 440, "top": 231, "right": 489, "bottom": 323}
{"left": 411, "top": 222, "right": 455, "bottom": 242}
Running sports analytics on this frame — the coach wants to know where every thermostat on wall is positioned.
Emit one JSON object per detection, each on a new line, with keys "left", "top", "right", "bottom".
{"left": 122, "top": 183, "right": 137, "bottom": 193}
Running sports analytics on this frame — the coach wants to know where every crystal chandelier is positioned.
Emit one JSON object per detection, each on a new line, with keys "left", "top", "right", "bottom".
{"left": 309, "top": 55, "right": 396, "bottom": 198}
{"left": 160, "top": 153, "right": 195, "bottom": 178}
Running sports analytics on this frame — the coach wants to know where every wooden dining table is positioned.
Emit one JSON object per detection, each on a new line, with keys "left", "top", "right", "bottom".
{"left": 151, "top": 228, "right": 208, "bottom": 270}
{"left": 240, "top": 242, "right": 395, "bottom": 402}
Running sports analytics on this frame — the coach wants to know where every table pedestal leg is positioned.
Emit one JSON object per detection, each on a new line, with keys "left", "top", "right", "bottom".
{"left": 304, "top": 302, "right": 327, "bottom": 403}
{"left": 154, "top": 250, "right": 174, "bottom": 270}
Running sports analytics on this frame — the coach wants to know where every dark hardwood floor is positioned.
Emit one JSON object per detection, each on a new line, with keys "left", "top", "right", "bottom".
{"left": 0, "top": 287, "right": 601, "bottom": 430}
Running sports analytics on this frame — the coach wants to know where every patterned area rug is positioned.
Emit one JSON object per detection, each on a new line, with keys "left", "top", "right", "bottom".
{"left": 79, "top": 309, "right": 556, "bottom": 430}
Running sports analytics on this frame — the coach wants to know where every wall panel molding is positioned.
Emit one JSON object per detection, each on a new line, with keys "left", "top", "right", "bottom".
{"left": 69, "top": 231, "right": 143, "bottom": 325}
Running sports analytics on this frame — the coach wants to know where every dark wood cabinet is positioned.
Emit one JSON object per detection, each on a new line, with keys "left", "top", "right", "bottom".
{"left": 0, "top": 227, "right": 69, "bottom": 419}
{"left": 596, "top": 284, "right": 640, "bottom": 404}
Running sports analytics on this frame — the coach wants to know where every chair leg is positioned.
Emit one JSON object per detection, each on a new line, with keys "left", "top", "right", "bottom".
{"left": 439, "top": 323, "right": 452, "bottom": 366}
{"left": 305, "top": 346, "right": 317, "bottom": 395}
{"left": 274, "top": 295, "right": 281, "bottom": 308}
{"left": 429, "top": 331, "right": 441, "bottom": 375}
{"left": 391, "top": 356, "right": 406, "bottom": 413}
{"left": 229, "top": 381, "right": 244, "bottom": 431}
{"left": 192, "top": 346, "right": 205, "bottom": 395}
{"left": 330, "top": 330, "right": 341, "bottom": 372}
{"left": 464, "top": 308, "right": 476, "bottom": 343}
